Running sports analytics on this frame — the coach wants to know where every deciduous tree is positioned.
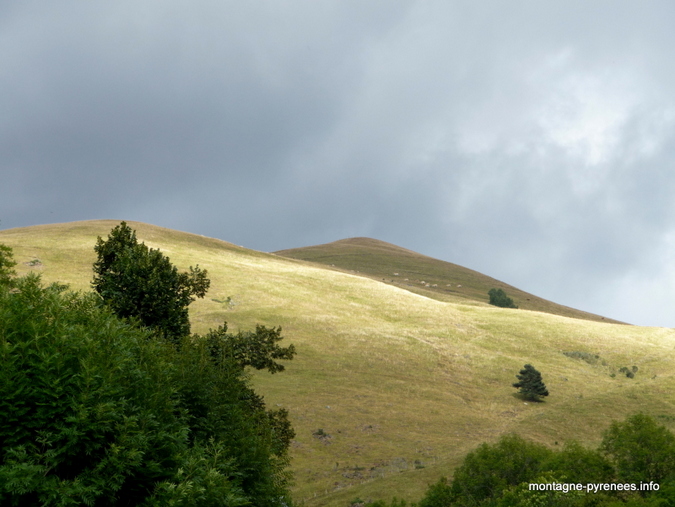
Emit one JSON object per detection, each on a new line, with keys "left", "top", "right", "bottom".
{"left": 488, "top": 288, "right": 518, "bottom": 308}
{"left": 601, "top": 413, "right": 675, "bottom": 486}
{"left": 92, "top": 221, "right": 209, "bottom": 344}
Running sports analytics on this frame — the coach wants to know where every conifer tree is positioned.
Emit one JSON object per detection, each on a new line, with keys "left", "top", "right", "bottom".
{"left": 513, "top": 364, "right": 549, "bottom": 401}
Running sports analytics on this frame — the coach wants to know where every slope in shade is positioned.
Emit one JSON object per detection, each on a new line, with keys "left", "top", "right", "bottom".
{"left": 275, "top": 237, "right": 623, "bottom": 324}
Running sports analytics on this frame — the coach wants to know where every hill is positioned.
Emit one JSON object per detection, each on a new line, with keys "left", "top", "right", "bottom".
{"left": 1, "top": 220, "right": 674, "bottom": 506}
{"left": 275, "top": 237, "right": 623, "bottom": 324}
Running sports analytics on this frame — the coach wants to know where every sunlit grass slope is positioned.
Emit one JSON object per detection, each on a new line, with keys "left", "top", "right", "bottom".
{"left": 275, "top": 237, "right": 624, "bottom": 324}
{"left": 2, "top": 221, "right": 674, "bottom": 506}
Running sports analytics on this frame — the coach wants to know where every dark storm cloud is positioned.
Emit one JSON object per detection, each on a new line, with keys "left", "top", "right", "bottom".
{"left": 3, "top": 1, "right": 675, "bottom": 326}
{"left": 1, "top": 1, "right": 401, "bottom": 219}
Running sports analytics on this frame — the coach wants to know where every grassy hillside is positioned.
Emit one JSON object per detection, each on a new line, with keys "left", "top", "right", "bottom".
{"left": 275, "top": 237, "right": 624, "bottom": 324}
{"left": 2, "top": 221, "right": 674, "bottom": 506}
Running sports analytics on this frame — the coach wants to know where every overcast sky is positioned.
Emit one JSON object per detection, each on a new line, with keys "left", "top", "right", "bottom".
{"left": 2, "top": 1, "right": 675, "bottom": 327}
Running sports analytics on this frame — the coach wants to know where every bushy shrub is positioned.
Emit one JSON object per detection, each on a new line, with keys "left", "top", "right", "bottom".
{"left": 417, "top": 476, "right": 453, "bottom": 507}
{"left": 449, "top": 434, "right": 552, "bottom": 505}
{"left": 413, "top": 415, "right": 675, "bottom": 506}
{"left": 169, "top": 332, "right": 293, "bottom": 505}
{"left": 543, "top": 441, "right": 614, "bottom": 484}
{"left": 488, "top": 288, "right": 517, "bottom": 308}
{"left": 618, "top": 366, "right": 638, "bottom": 379}
{"left": 0, "top": 274, "right": 292, "bottom": 506}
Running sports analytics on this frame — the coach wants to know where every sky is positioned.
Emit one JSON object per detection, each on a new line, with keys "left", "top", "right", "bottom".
{"left": 2, "top": 1, "right": 675, "bottom": 327}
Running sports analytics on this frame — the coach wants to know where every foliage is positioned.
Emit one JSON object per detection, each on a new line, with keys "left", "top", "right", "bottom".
{"left": 267, "top": 408, "right": 296, "bottom": 457}
{"left": 488, "top": 288, "right": 518, "bottom": 308}
{"left": 0, "top": 243, "right": 16, "bottom": 287}
{"left": 198, "top": 323, "right": 297, "bottom": 456}
{"left": 513, "top": 364, "right": 549, "bottom": 401}
{"left": 417, "top": 476, "right": 454, "bottom": 507}
{"left": 202, "top": 322, "right": 296, "bottom": 374}
{"left": 92, "top": 221, "right": 296, "bottom": 460}
{"left": 169, "top": 331, "right": 293, "bottom": 505}
{"left": 495, "top": 471, "right": 585, "bottom": 507}
{"left": 449, "top": 434, "right": 552, "bottom": 505}
{"left": 0, "top": 274, "right": 293, "bottom": 506}
{"left": 543, "top": 441, "right": 614, "bottom": 484}
{"left": 651, "top": 478, "right": 675, "bottom": 507}
{"left": 92, "top": 221, "right": 210, "bottom": 344}
{"left": 598, "top": 495, "right": 673, "bottom": 507}
{"left": 365, "top": 499, "right": 410, "bottom": 507}
{"left": 409, "top": 414, "right": 675, "bottom": 507}
{"left": 600, "top": 413, "right": 675, "bottom": 486}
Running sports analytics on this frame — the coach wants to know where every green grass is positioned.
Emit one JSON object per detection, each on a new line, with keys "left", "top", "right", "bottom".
{"left": 2, "top": 220, "right": 674, "bottom": 506}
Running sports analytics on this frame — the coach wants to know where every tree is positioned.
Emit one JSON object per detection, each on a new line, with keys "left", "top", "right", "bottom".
{"left": 600, "top": 413, "right": 675, "bottom": 487}
{"left": 92, "top": 221, "right": 210, "bottom": 344}
{"left": 513, "top": 364, "right": 549, "bottom": 401}
{"left": 94, "top": 222, "right": 297, "bottom": 471}
{"left": 543, "top": 440, "right": 614, "bottom": 484}
{"left": 416, "top": 477, "right": 454, "bottom": 507}
{"left": 89, "top": 222, "right": 295, "bottom": 496}
{"left": 449, "top": 434, "right": 552, "bottom": 505}
{"left": 488, "top": 288, "right": 518, "bottom": 308}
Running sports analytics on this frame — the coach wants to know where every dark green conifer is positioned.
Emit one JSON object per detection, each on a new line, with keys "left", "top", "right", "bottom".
{"left": 513, "top": 364, "right": 549, "bottom": 401}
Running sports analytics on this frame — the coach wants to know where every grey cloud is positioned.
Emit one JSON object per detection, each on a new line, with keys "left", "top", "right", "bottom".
{"left": 3, "top": 1, "right": 675, "bottom": 326}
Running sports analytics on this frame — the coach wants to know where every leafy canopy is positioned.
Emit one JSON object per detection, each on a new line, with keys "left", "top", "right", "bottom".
{"left": 408, "top": 414, "right": 675, "bottom": 507}
{"left": 601, "top": 413, "right": 675, "bottom": 486}
{"left": 202, "top": 322, "right": 296, "bottom": 374}
{"left": 92, "top": 221, "right": 210, "bottom": 343}
{"left": 0, "top": 243, "right": 16, "bottom": 287}
{"left": 448, "top": 434, "right": 552, "bottom": 505}
{"left": 488, "top": 288, "right": 518, "bottom": 308}
{"left": 0, "top": 274, "right": 292, "bottom": 506}
{"left": 0, "top": 222, "right": 298, "bottom": 505}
